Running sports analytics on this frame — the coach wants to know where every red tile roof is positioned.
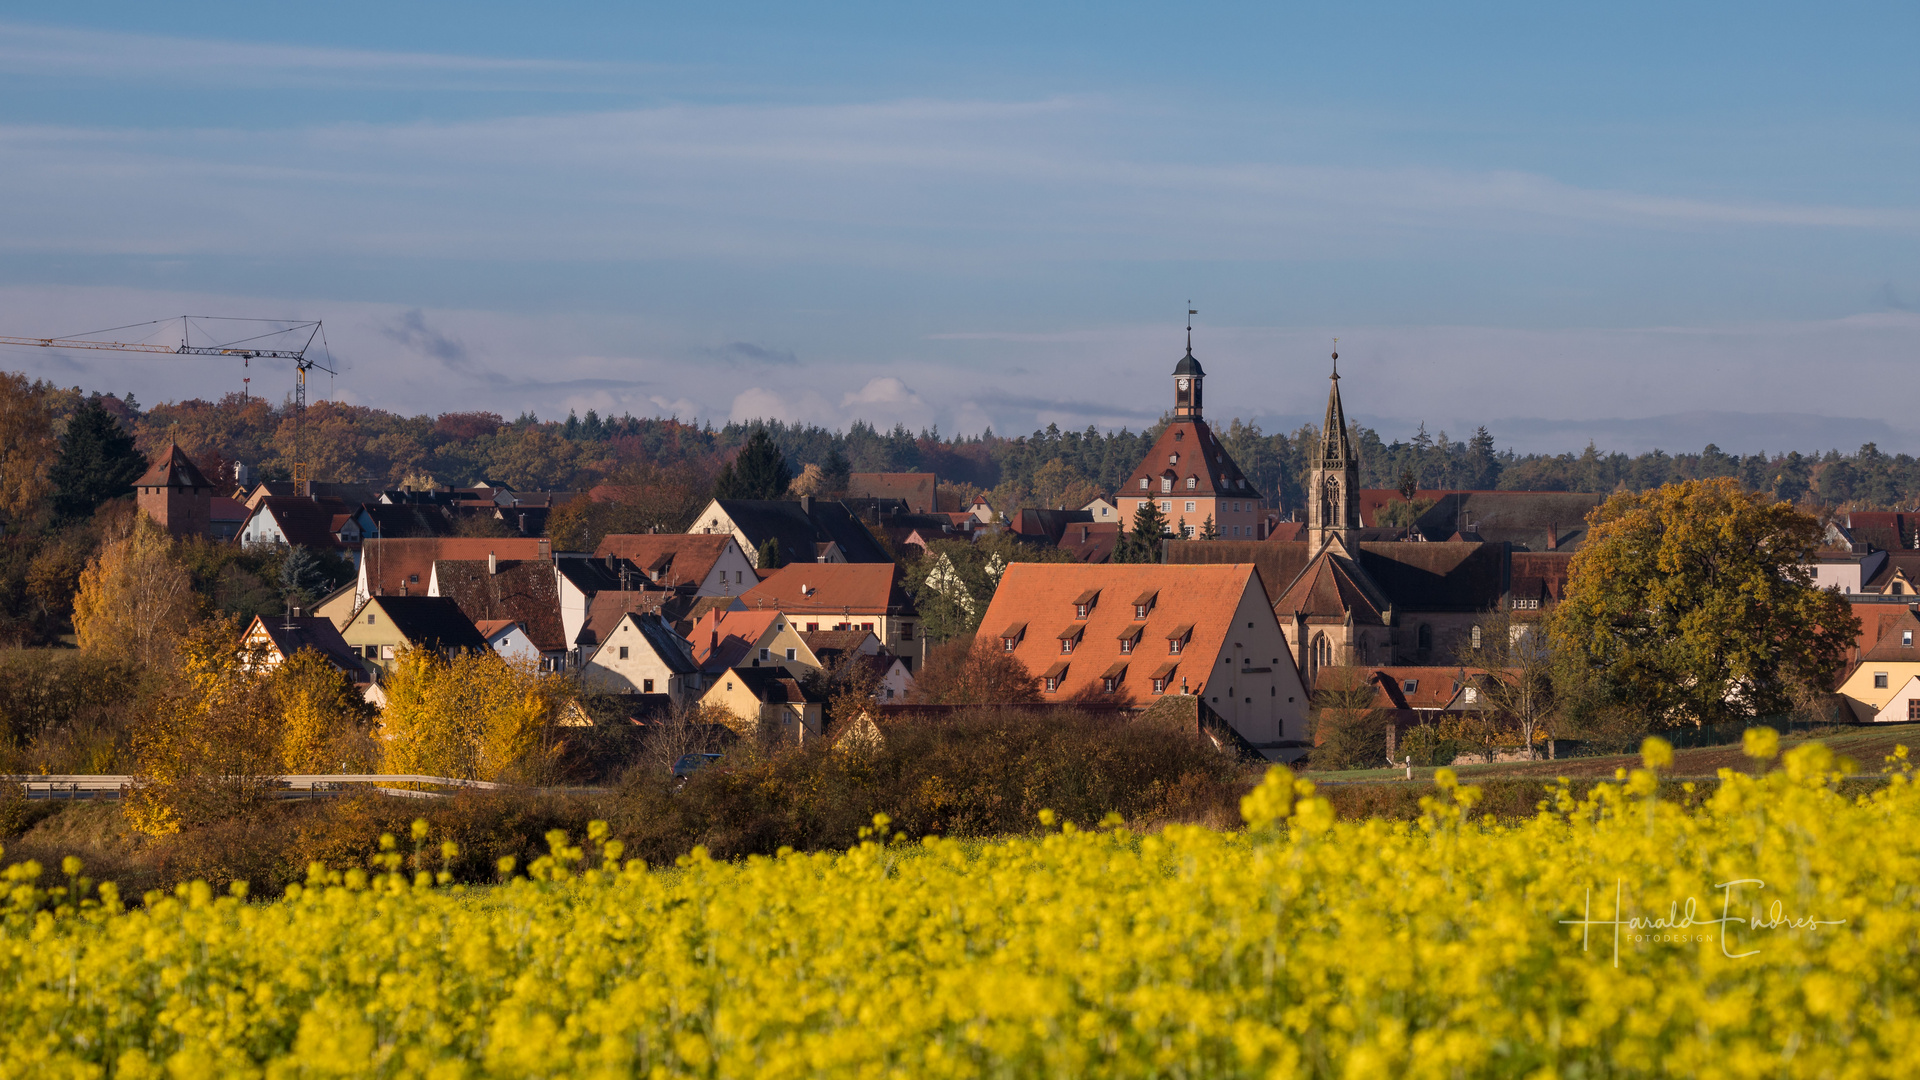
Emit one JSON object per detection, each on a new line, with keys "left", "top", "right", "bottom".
{"left": 578, "top": 588, "right": 685, "bottom": 647}
{"left": 1275, "top": 550, "right": 1390, "bottom": 625}
{"left": 848, "top": 472, "right": 938, "bottom": 510}
{"left": 1120, "top": 420, "right": 1258, "bottom": 502}
{"left": 1858, "top": 607, "right": 1920, "bottom": 663}
{"left": 430, "top": 559, "right": 566, "bottom": 652}
{"left": 975, "top": 563, "right": 1272, "bottom": 702}
{"left": 134, "top": 443, "right": 213, "bottom": 490}
{"left": 686, "top": 608, "right": 786, "bottom": 671}
{"left": 593, "top": 533, "right": 738, "bottom": 588}
{"left": 739, "top": 562, "right": 916, "bottom": 617}
{"left": 1058, "top": 521, "right": 1120, "bottom": 563}
{"left": 361, "top": 537, "right": 547, "bottom": 598}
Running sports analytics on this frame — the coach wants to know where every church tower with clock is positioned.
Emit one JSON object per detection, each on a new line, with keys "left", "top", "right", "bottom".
{"left": 1119, "top": 324, "right": 1265, "bottom": 539}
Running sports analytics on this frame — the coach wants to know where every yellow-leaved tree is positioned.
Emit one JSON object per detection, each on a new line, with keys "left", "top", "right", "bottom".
{"left": 125, "top": 620, "right": 282, "bottom": 835}
{"left": 272, "top": 647, "right": 376, "bottom": 774}
{"left": 72, "top": 515, "right": 197, "bottom": 666}
{"left": 379, "top": 648, "right": 569, "bottom": 783}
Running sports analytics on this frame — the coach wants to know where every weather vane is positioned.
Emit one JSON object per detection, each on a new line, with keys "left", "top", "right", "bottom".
{"left": 1332, "top": 337, "right": 1340, "bottom": 377}
{"left": 1187, "top": 303, "right": 1197, "bottom": 351}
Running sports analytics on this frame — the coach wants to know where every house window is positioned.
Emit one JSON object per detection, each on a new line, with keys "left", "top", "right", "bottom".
{"left": 619, "top": 646, "right": 630, "bottom": 660}
{"left": 409, "top": 574, "right": 419, "bottom": 584}
{"left": 1152, "top": 677, "right": 1166, "bottom": 693}
{"left": 1169, "top": 452, "right": 1179, "bottom": 464}
{"left": 1905, "top": 631, "right": 1914, "bottom": 648}
{"left": 1061, "top": 638, "right": 1075, "bottom": 655}
{"left": 1513, "top": 598, "right": 1539, "bottom": 610}
{"left": 1911, "top": 699, "right": 1920, "bottom": 721}
{"left": 1186, "top": 477, "right": 1196, "bottom": 491}
{"left": 1135, "top": 606, "right": 1148, "bottom": 619}
{"left": 1897, "top": 582, "right": 1908, "bottom": 595}
{"left": 1182, "top": 525, "right": 1194, "bottom": 538}
{"left": 367, "top": 614, "right": 376, "bottom": 625}
{"left": 861, "top": 622, "right": 874, "bottom": 631}
{"left": 806, "top": 622, "right": 819, "bottom": 632}
{"left": 1160, "top": 501, "right": 1171, "bottom": 513}
{"left": 1403, "top": 679, "right": 1417, "bottom": 693}
{"left": 643, "top": 679, "right": 654, "bottom": 693}
{"left": 364, "top": 645, "right": 378, "bottom": 659}
{"left": 786, "top": 648, "right": 796, "bottom": 660}
{"left": 381, "top": 645, "right": 394, "bottom": 660}
{"left": 1103, "top": 675, "right": 1121, "bottom": 693}
{"left": 1045, "top": 675, "right": 1061, "bottom": 693}
{"left": 1139, "top": 478, "right": 1149, "bottom": 490}
{"left": 1004, "top": 637, "right": 1017, "bottom": 652}
{"left": 1161, "top": 478, "right": 1173, "bottom": 494}
{"left": 1185, "top": 501, "right": 1196, "bottom": 513}
{"left": 1875, "top": 672, "right": 1889, "bottom": 689}
{"left": 901, "top": 623, "right": 914, "bottom": 640}
{"left": 1120, "top": 637, "right": 1135, "bottom": 655}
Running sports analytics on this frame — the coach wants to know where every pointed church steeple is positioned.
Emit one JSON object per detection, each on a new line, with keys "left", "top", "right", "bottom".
{"left": 1309, "top": 345, "right": 1360, "bottom": 546}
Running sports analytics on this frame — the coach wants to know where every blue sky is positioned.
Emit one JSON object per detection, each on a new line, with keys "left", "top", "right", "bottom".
{"left": 0, "top": 2, "right": 1915, "bottom": 453}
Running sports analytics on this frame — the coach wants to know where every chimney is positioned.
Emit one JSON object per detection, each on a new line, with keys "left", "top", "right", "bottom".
{"left": 800, "top": 495, "right": 813, "bottom": 514}
{"left": 1547, "top": 522, "right": 1558, "bottom": 551}
{"left": 606, "top": 552, "right": 616, "bottom": 572}
{"left": 488, "top": 550, "right": 497, "bottom": 575}
{"left": 538, "top": 538, "right": 551, "bottom": 561}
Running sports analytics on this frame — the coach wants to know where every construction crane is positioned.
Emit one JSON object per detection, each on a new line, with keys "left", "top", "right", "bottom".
{"left": 0, "top": 316, "right": 337, "bottom": 493}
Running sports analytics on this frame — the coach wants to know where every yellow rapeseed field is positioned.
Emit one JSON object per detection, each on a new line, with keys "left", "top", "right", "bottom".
{"left": 1, "top": 733, "right": 1914, "bottom": 1078}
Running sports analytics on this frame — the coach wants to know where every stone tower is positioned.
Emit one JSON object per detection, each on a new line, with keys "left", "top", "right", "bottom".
{"left": 134, "top": 442, "right": 214, "bottom": 538}
{"left": 1308, "top": 350, "right": 1360, "bottom": 548}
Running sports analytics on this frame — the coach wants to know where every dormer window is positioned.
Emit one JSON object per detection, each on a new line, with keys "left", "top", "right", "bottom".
{"left": 1166, "top": 623, "right": 1193, "bottom": 655}
{"left": 1139, "top": 478, "right": 1150, "bottom": 490}
{"left": 1162, "top": 476, "right": 1174, "bottom": 494}
{"left": 1101, "top": 662, "right": 1127, "bottom": 693}
{"left": 999, "top": 622, "right": 1026, "bottom": 652}
{"left": 1043, "top": 661, "right": 1068, "bottom": 693}
{"left": 1132, "top": 589, "right": 1157, "bottom": 619}
{"left": 1185, "top": 476, "right": 1196, "bottom": 490}
{"left": 1118, "top": 625, "right": 1142, "bottom": 654}
{"left": 1169, "top": 452, "right": 1180, "bottom": 464}
{"left": 1073, "top": 588, "right": 1099, "bottom": 619}
{"left": 1058, "top": 624, "right": 1084, "bottom": 653}
{"left": 1906, "top": 631, "right": 1914, "bottom": 648}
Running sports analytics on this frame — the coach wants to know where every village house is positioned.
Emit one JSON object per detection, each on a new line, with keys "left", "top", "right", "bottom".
{"left": 847, "top": 472, "right": 938, "bottom": 512}
{"left": 1117, "top": 335, "right": 1267, "bottom": 540}
{"left": 356, "top": 537, "right": 548, "bottom": 604}
{"left": 1837, "top": 605, "right": 1920, "bottom": 720}
{"left": 686, "top": 607, "right": 820, "bottom": 680}
{"left": 593, "top": 533, "right": 758, "bottom": 596}
{"left": 739, "top": 562, "right": 925, "bottom": 670}
{"left": 688, "top": 496, "right": 892, "bottom": 567}
{"left": 976, "top": 563, "right": 1311, "bottom": 758}
{"left": 429, "top": 554, "right": 568, "bottom": 671}
{"left": 474, "top": 620, "right": 543, "bottom": 666}
{"left": 698, "top": 667, "right": 827, "bottom": 743}
{"left": 239, "top": 612, "right": 370, "bottom": 685}
{"left": 578, "top": 611, "right": 703, "bottom": 702}
{"left": 1356, "top": 490, "right": 1603, "bottom": 551}
{"left": 339, "top": 595, "right": 489, "bottom": 681}
{"left": 800, "top": 629, "right": 916, "bottom": 702}
{"left": 1082, "top": 496, "right": 1120, "bottom": 525}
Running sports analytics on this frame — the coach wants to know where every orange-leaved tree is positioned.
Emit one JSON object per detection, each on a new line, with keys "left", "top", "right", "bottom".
{"left": 73, "top": 515, "right": 197, "bottom": 667}
{"left": 125, "top": 619, "right": 282, "bottom": 835}
{"left": 1549, "top": 478, "right": 1856, "bottom": 728}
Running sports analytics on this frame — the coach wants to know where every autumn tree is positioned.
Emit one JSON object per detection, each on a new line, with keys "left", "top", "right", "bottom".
{"left": 272, "top": 647, "right": 376, "bottom": 773}
{"left": 49, "top": 394, "right": 145, "bottom": 521}
{"left": 1549, "top": 478, "right": 1856, "bottom": 728}
{"left": 379, "top": 648, "right": 571, "bottom": 783}
{"left": 124, "top": 620, "right": 283, "bottom": 835}
{"left": 908, "top": 533, "right": 1070, "bottom": 642}
{"left": 72, "top": 516, "right": 197, "bottom": 667}
{"left": 0, "top": 372, "right": 57, "bottom": 529}
{"left": 907, "top": 636, "right": 1040, "bottom": 705}
{"left": 713, "top": 429, "right": 792, "bottom": 500}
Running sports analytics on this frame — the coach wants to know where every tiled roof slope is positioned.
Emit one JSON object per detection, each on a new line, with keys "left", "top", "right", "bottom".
{"left": 687, "top": 609, "right": 785, "bottom": 672}
{"left": 257, "top": 496, "right": 358, "bottom": 549}
{"left": 1509, "top": 552, "right": 1573, "bottom": 606}
{"left": 1058, "top": 522, "right": 1120, "bottom": 563}
{"left": 1865, "top": 552, "right": 1920, "bottom": 592}
{"left": 976, "top": 563, "right": 1269, "bottom": 702}
{"left": 1121, "top": 418, "right": 1260, "bottom": 502}
{"left": 1859, "top": 606, "right": 1920, "bottom": 663}
{"left": 1313, "top": 666, "right": 1480, "bottom": 711}
{"left": 593, "top": 534, "right": 736, "bottom": 587}
{"left": 244, "top": 615, "right": 366, "bottom": 681}
{"left": 1276, "top": 550, "right": 1391, "bottom": 624}
{"left": 727, "top": 666, "right": 826, "bottom": 704}
{"left": 740, "top": 563, "right": 916, "bottom": 617}
{"left": 710, "top": 499, "right": 891, "bottom": 565}
{"left": 578, "top": 588, "right": 695, "bottom": 646}
{"left": 1844, "top": 512, "right": 1920, "bottom": 553}
{"left": 1412, "top": 492, "right": 1603, "bottom": 551}
{"left": 848, "top": 472, "right": 937, "bottom": 510}
{"left": 1354, "top": 542, "right": 1506, "bottom": 612}
{"left": 367, "top": 595, "right": 488, "bottom": 652}
{"left": 135, "top": 444, "right": 213, "bottom": 490}
{"left": 1164, "top": 540, "right": 1315, "bottom": 605}
{"left": 362, "top": 538, "right": 547, "bottom": 598}
{"left": 431, "top": 559, "right": 566, "bottom": 652}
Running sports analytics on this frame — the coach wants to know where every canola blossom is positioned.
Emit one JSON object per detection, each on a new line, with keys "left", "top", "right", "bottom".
{"left": 0, "top": 740, "right": 1915, "bottom": 1078}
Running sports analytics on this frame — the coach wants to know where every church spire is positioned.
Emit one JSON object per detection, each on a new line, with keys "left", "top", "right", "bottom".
{"left": 1309, "top": 342, "right": 1361, "bottom": 546}
{"left": 1171, "top": 309, "right": 1204, "bottom": 420}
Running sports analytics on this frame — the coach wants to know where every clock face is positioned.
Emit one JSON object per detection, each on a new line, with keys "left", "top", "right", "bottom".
{"left": 1177, "top": 378, "right": 1189, "bottom": 390}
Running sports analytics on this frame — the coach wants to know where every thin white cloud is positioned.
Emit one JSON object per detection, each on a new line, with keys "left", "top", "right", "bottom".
{"left": 0, "top": 20, "right": 640, "bottom": 90}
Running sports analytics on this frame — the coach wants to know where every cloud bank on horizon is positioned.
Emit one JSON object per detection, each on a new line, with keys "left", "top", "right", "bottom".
{"left": 0, "top": 5, "right": 1914, "bottom": 455}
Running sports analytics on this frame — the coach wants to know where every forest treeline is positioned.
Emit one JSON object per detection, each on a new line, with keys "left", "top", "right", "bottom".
{"left": 13, "top": 378, "right": 1920, "bottom": 518}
